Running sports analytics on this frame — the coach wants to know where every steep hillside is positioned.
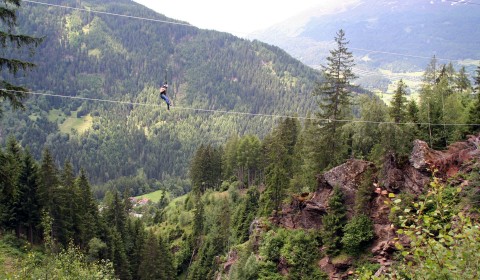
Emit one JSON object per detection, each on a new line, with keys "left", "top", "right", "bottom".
{"left": 251, "top": 0, "right": 480, "bottom": 92}
{"left": 0, "top": 0, "right": 320, "bottom": 186}
{"left": 217, "top": 134, "right": 480, "bottom": 279}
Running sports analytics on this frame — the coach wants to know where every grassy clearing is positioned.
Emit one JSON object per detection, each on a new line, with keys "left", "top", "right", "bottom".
{"left": 59, "top": 113, "right": 92, "bottom": 134}
{"left": 48, "top": 109, "right": 93, "bottom": 134}
{"left": 135, "top": 189, "right": 167, "bottom": 203}
{"left": 47, "top": 109, "right": 64, "bottom": 122}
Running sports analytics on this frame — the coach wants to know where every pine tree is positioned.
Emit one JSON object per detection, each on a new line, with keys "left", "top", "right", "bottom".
{"left": 109, "top": 228, "right": 132, "bottom": 280}
{"left": 455, "top": 66, "right": 472, "bottom": 93}
{"left": 232, "top": 186, "right": 259, "bottom": 243}
{"left": 322, "top": 187, "right": 347, "bottom": 256}
{"left": 389, "top": 80, "right": 408, "bottom": 124}
{"left": 0, "top": 137, "right": 22, "bottom": 233}
{"left": 0, "top": 0, "right": 43, "bottom": 116}
{"left": 313, "top": 29, "right": 356, "bottom": 168}
{"left": 0, "top": 148, "right": 15, "bottom": 232}
{"left": 222, "top": 135, "right": 240, "bottom": 181}
{"left": 190, "top": 144, "right": 223, "bottom": 193}
{"left": 17, "top": 149, "right": 41, "bottom": 243}
{"left": 126, "top": 218, "right": 146, "bottom": 279}
{"left": 104, "top": 191, "right": 128, "bottom": 236}
{"left": 467, "top": 66, "right": 480, "bottom": 134}
{"left": 59, "top": 161, "right": 78, "bottom": 244}
{"left": 406, "top": 99, "right": 420, "bottom": 124}
{"left": 418, "top": 57, "right": 458, "bottom": 149}
{"left": 76, "top": 169, "right": 98, "bottom": 248}
{"left": 38, "top": 148, "right": 59, "bottom": 213}
{"left": 260, "top": 118, "right": 300, "bottom": 216}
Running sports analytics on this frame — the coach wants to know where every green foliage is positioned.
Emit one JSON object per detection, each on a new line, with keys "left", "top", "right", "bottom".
{"left": 290, "top": 116, "right": 319, "bottom": 193}
{"left": 355, "top": 169, "right": 375, "bottom": 215}
{"left": 467, "top": 67, "right": 480, "bottom": 133}
{"left": 322, "top": 187, "right": 347, "bottom": 256}
{"left": 371, "top": 176, "right": 480, "bottom": 279}
{"left": 1, "top": 0, "right": 319, "bottom": 188}
{"left": 0, "top": 0, "right": 43, "bottom": 116}
{"left": 313, "top": 29, "right": 356, "bottom": 168}
{"left": 417, "top": 59, "right": 472, "bottom": 149}
{"left": 389, "top": 80, "right": 408, "bottom": 124}
{"left": 231, "top": 186, "right": 260, "bottom": 244}
{"left": 189, "top": 144, "right": 223, "bottom": 193}
{"left": 260, "top": 117, "right": 299, "bottom": 216}
{"left": 138, "top": 231, "right": 175, "bottom": 280}
{"left": 258, "top": 228, "right": 326, "bottom": 280}
{"left": 260, "top": 229, "right": 288, "bottom": 262}
{"left": 12, "top": 244, "right": 117, "bottom": 280}
{"left": 341, "top": 214, "right": 375, "bottom": 255}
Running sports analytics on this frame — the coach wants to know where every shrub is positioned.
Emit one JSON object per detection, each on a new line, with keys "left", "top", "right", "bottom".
{"left": 341, "top": 214, "right": 375, "bottom": 255}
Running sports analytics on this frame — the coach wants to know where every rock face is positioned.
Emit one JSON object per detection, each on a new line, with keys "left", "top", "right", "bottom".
{"left": 276, "top": 135, "right": 480, "bottom": 279}
{"left": 218, "top": 135, "right": 480, "bottom": 279}
{"left": 277, "top": 159, "right": 375, "bottom": 229}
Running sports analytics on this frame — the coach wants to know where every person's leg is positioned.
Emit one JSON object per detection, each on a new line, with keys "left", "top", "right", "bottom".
{"left": 161, "top": 94, "right": 171, "bottom": 108}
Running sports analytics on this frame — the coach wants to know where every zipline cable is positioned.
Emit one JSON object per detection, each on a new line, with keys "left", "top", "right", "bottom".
{"left": 23, "top": 0, "right": 194, "bottom": 27}
{"left": 5, "top": 89, "right": 480, "bottom": 127}
{"left": 23, "top": 0, "right": 479, "bottom": 64}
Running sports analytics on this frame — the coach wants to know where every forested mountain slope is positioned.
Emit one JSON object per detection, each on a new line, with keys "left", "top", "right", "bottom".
{"left": 0, "top": 0, "right": 320, "bottom": 186}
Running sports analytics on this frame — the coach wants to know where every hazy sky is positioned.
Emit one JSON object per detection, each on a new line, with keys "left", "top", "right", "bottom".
{"left": 133, "top": 0, "right": 322, "bottom": 36}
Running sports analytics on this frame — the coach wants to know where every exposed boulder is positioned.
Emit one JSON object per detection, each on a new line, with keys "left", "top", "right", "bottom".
{"left": 277, "top": 159, "right": 375, "bottom": 228}
{"left": 409, "top": 136, "right": 480, "bottom": 179}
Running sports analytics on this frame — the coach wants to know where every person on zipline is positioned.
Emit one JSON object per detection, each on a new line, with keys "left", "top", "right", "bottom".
{"left": 160, "top": 83, "right": 172, "bottom": 110}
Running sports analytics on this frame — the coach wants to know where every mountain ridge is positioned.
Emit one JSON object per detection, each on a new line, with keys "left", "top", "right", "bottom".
{"left": 251, "top": 0, "right": 480, "bottom": 92}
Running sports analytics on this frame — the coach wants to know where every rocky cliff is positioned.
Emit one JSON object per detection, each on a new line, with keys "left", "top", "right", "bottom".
{"left": 221, "top": 134, "right": 480, "bottom": 279}
{"left": 290, "top": 135, "right": 479, "bottom": 278}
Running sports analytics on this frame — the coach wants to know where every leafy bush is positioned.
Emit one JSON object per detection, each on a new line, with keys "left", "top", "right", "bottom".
{"left": 12, "top": 244, "right": 116, "bottom": 280}
{"left": 259, "top": 228, "right": 326, "bottom": 279}
{"left": 367, "top": 175, "right": 480, "bottom": 279}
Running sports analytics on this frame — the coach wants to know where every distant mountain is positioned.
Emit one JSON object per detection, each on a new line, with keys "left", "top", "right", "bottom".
{"left": 251, "top": 0, "right": 480, "bottom": 92}
{"left": 1, "top": 0, "right": 320, "bottom": 187}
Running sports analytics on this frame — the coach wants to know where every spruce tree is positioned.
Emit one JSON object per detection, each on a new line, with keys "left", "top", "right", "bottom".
{"left": 0, "top": 0, "right": 43, "bottom": 115}
{"left": 126, "top": 218, "right": 146, "bottom": 279}
{"left": 109, "top": 228, "right": 132, "bottom": 280}
{"left": 322, "top": 186, "right": 347, "bottom": 256}
{"left": 313, "top": 29, "right": 356, "bottom": 168}
{"left": 389, "top": 79, "right": 408, "bottom": 124}
{"left": 406, "top": 99, "right": 420, "bottom": 124}
{"left": 17, "top": 149, "right": 41, "bottom": 243}
{"left": 190, "top": 144, "right": 223, "bottom": 193}
{"left": 38, "top": 148, "right": 59, "bottom": 212}
{"left": 455, "top": 66, "right": 472, "bottom": 93}
{"left": 232, "top": 186, "right": 259, "bottom": 243}
{"left": 467, "top": 66, "right": 480, "bottom": 133}
{"left": 138, "top": 231, "right": 160, "bottom": 280}
{"left": 0, "top": 146, "right": 16, "bottom": 232}
{"left": 76, "top": 169, "right": 98, "bottom": 248}
{"left": 60, "top": 161, "right": 77, "bottom": 244}
{"left": 0, "top": 137, "right": 22, "bottom": 233}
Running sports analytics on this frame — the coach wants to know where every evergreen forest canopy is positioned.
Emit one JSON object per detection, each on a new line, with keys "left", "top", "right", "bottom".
{"left": 2, "top": 0, "right": 480, "bottom": 279}
{"left": 0, "top": 0, "right": 320, "bottom": 192}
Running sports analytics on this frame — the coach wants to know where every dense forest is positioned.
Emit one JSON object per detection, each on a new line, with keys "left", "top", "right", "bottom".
{"left": 2, "top": 0, "right": 480, "bottom": 279}
{"left": 0, "top": 0, "right": 320, "bottom": 190}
